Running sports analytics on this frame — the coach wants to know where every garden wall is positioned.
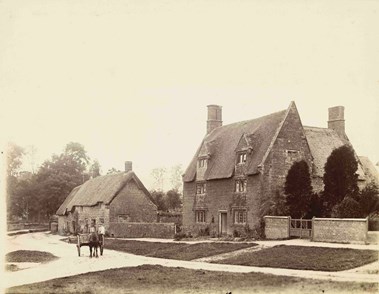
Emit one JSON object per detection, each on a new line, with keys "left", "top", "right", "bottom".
{"left": 108, "top": 222, "right": 176, "bottom": 238}
{"left": 312, "top": 218, "right": 368, "bottom": 244}
{"left": 264, "top": 216, "right": 290, "bottom": 239}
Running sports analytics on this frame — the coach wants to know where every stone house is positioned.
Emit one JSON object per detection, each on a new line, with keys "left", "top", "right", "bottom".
{"left": 182, "top": 102, "right": 376, "bottom": 236}
{"left": 56, "top": 162, "right": 157, "bottom": 235}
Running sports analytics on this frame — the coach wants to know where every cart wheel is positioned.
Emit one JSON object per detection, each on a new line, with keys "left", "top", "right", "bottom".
{"left": 77, "top": 245, "right": 81, "bottom": 257}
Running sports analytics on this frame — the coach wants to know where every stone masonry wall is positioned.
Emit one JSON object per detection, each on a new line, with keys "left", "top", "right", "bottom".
{"left": 109, "top": 180, "right": 157, "bottom": 223}
{"left": 264, "top": 216, "right": 290, "bottom": 239}
{"left": 312, "top": 218, "right": 368, "bottom": 244}
{"left": 108, "top": 222, "right": 176, "bottom": 238}
{"left": 183, "top": 175, "right": 262, "bottom": 236}
{"left": 262, "top": 104, "right": 313, "bottom": 205}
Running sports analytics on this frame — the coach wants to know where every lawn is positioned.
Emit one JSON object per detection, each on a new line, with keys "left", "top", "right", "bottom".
{"left": 213, "top": 245, "right": 379, "bottom": 271}
{"left": 6, "top": 264, "right": 377, "bottom": 294}
{"left": 6, "top": 250, "right": 58, "bottom": 263}
{"left": 104, "top": 239, "right": 256, "bottom": 260}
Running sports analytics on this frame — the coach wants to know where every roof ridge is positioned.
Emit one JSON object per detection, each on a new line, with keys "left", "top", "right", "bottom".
{"left": 215, "top": 108, "right": 287, "bottom": 130}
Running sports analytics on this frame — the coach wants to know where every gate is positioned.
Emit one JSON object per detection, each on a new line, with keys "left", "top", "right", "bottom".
{"left": 290, "top": 219, "right": 312, "bottom": 239}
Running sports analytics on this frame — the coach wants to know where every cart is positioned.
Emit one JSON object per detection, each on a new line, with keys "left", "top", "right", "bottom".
{"left": 76, "top": 233, "right": 104, "bottom": 256}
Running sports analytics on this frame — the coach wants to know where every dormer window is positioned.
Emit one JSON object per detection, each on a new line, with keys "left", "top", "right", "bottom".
{"left": 237, "top": 152, "right": 247, "bottom": 164}
{"left": 198, "top": 158, "right": 207, "bottom": 168}
{"left": 196, "top": 182, "right": 206, "bottom": 194}
{"left": 235, "top": 179, "right": 247, "bottom": 192}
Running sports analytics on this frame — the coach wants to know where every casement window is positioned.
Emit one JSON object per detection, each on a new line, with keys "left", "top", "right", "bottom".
{"left": 195, "top": 210, "right": 206, "bottom": 223}
{"left": 198, "top": 158, "right": 207, "bottom": 168}
{"left": 235, "top": 179, "right": 247, "bottom": 192}
{"left": 237, "top": 152, "right": 247, "bottom": 164}
{"left": 196, "top": 182, "right": 206, "bottom": 194}
{"left": 234, "top": 210, "right": 247, "bottom": 224}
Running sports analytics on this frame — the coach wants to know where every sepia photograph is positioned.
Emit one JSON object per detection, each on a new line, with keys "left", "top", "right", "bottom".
{"left": 1, "top": 0, "right": 378, "bottom": 293}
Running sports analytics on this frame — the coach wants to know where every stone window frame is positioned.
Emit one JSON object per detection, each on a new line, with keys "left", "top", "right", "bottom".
{"left": 196, "top": 182, "right": 207, "bottom": 194}
{"left": 235, "top": 178, "right": 247, "bottom": 193}
{"left": 233, "top": 209, "right": 247, "bottom": 224}
{"left": 195, "top": 210, "right": 206, "bottom": 223}
{"left": 236, "top": 152, "right": 247, "bottom": 164}
{"left": 198, "top": 157, "right": 207, "bottom": 168}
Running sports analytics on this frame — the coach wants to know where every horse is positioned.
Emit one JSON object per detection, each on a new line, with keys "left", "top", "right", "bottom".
{"left": 89, "top": 231, "right": 100, "bottom": 258}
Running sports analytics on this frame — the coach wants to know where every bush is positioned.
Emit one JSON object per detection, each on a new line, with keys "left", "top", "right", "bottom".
{"left": 332, "top": 196, "right": 363, "bottom": 218}
{"left": 197, "top": 226, "right": 210, "bottom": 237}
{"left": 174, "top": 232, "right": 187, "bottom": 241}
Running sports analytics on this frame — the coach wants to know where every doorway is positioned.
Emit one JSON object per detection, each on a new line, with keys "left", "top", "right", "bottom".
{"left": 219, "top": 212, "right": 227, "bottom": 235}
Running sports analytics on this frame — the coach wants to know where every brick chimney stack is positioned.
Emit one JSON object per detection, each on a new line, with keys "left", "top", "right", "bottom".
{"left": 207, "top": 105, "right": 222, "bottom": 134}
{"left": 125, "top": 161, "right": 133, "bottom": 173}
{"left": 328, "top": 106, "right": 345, "bottom": 138}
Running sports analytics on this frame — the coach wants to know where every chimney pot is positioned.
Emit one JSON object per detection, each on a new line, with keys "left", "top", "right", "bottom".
{"left": 207, "top": 105, "right": 222, "bottom": 134}
{"left": 125, "top": 161, "right": 132, "bottom": 172}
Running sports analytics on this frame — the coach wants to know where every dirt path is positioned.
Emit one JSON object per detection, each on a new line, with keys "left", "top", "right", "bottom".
{"left": 2, "top": 232, "right": 378, "bottom": 291}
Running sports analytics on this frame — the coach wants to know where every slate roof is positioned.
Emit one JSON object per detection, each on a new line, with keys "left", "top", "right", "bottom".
{"left": 183, "top": 108, "right": 288, "bottom": 182}
{"left": 56, "top": 171, "right": 154, "bottom": 216}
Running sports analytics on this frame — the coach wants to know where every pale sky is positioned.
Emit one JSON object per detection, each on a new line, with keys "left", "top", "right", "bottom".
{"left": 1, "top": 0, "right": 379, "bottom": 190}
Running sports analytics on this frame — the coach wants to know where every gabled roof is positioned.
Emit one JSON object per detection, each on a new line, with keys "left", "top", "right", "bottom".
{"left": 359, "top": 156, "right": 379, "bottom": 185}
{"left": 183, "top": 108, "right": 288, "bottom": 182}
{"left": 56, "top": 185, "right": 81, "bottom": 215}
{"left": 304, "top": 126, "right": 365, "bottom": 179}
{"left": 56, "top": 171, "right": 155, "bottom": 215}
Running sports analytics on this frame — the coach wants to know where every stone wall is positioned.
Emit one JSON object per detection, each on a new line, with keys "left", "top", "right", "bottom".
{"left": 262, "top": 104, "right": 313, "bottom": 201}
{"left": 183, "top": 176, "right": 263, "bottom": 236}
{"left": 108, "top": 222, "right": 176, "bottom": 238}
{"left": 157, "top": 211, "right": 182, "bottom": 225}
{"left": 109, "top": 180, "right": 157, "bottom": 223}
{"left": 264, "top": 216, "right": 290, "bottom": 239}
{"left": 312, "top": 218, "right": 368, "bottom": 244}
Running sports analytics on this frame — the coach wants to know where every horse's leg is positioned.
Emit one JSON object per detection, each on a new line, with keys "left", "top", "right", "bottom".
{"left": 89, "top": 244, "right": 92, "bottom": 258}
{"left": 95, "top": 245, "right": 99, "bottom": 258}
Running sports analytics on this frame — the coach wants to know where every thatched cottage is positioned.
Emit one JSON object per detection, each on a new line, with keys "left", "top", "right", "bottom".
{"left": 56, "top": 162, "right": 157, "bottom": 235}
{"left": 182, "top": 102, "right": 377, "bottom": 236}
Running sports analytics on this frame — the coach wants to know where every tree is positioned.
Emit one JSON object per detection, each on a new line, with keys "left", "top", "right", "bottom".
{"left": 32, "top": 142, "right": 91, "bottom": 219}
{"left": 260, "top": 189, "right": 288, "bottom": 217}
{"left": 285, "top": 160, "right": 313, "bottom": 218}
{"left": 151, "top": 167, "right": 166, "bottom": 191}
{"left": 107, "top": 167, "right": 121, "bottom": 175}
{"left": 305, "top": 193, "right": 322, "bottom": 219}
{"left": 359, "top": 182, "right": 379, "bottom": 217}
{"left": 323, "top": 145, "right": 359, "bottom": 215}
{"left": 150, "top": 190, "right": 167, "bottom": 211}
{"left": 6, "top": 143, "right": 25, "bottom": 220}
{"left": 89, "top": 159, "right": 101, "bottom": 178}
{"left": 332, "top": 196, "right": 362, "bottom": 218}
{"left": 166, "top": 189, "right": 182, "bottom": 210}
{"left": 169, "top": 164, "right": 183, "bottom": 192}
{"left": 6, "top": 142, "right": 24, "bottom": 177}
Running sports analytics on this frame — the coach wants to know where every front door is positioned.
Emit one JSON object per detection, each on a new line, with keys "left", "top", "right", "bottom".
{"left": 219, "top": 212, "right": 227, "bottom": 235}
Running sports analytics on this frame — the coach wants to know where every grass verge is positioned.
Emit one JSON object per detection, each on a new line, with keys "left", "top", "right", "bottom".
{"left": 104, "top": 239, "right": 256, "bottom": 260}
{"left": 6, "top": 250, "right": 58, "bottom": 263}
{"left": 6, "top": 264, "right": 378, "bottom": 294}
{"left": 213, "top": 245, "right": 379, "bottom": 271}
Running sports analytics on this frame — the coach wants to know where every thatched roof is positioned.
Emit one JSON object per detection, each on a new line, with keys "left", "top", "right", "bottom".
{"left": 56, "top": 171, "right": 154, "bottom": 216}
{"left": 183, "top": 108, "right": 288, "bottom": 182}
{"left": 56, "top": 185, "right": 81, "bottom": 215}
{"left": 304, "top": 126, "right": 365, "bottom": 179}
{"left": 359, "top": 156, "right": 379, "bottom": 185}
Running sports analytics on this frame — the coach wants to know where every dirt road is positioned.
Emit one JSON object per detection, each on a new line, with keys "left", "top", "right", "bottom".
{"left": 3, "top": 232, "right": 378, "bottom": 291}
